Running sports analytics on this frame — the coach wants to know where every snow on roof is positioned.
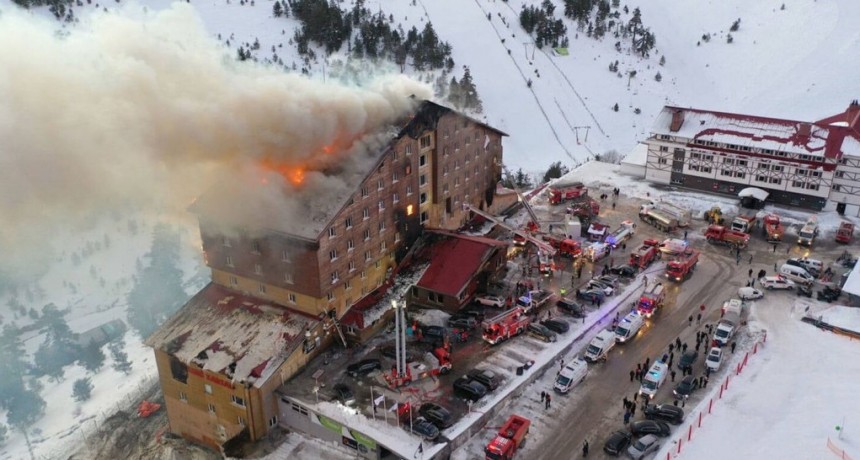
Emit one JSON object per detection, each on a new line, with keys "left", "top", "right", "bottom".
{"left": 416, "top": 231, "right": 508, "bottom": 297}
{"left": 622, "top": 142, "right": 649, "bottom": 166}
{"left": 145, "top": 283, "right": 318, "bottom": 387}
{"left": 362, "top": 263, "right": 431, "bottom": 325}
{"left": 651, "top": 106, "right": 860, "bottom": 159}
{"left": 841, "top": 259, "right": 860, "bottom": 297}
{"left": 737, "top": 187, "right": 769, "bottom": 201}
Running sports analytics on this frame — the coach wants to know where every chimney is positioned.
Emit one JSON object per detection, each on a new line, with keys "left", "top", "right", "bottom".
{"left": 669, "top": 109, "right": 685, "bottom": 132}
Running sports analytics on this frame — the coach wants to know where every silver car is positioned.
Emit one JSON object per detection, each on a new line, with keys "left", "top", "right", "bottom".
{"left": 627, "top": 434, "right": 660, "bottom": 459}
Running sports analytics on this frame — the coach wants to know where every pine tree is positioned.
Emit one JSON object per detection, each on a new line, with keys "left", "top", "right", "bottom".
{"left": 73, "top": 378, "right": 93, "bottom": 402}
{"left": 109, "top": 340, "right": 132, "bottom": 375}
{"left": 459, "top": 67, "right": 483, "bottom": 113}
{"left": 78, "top": 341, "right": 106, "bottom": 373}
{"left": 659, "top": 55, "right": 666, "bottom": 66}
{"left": 613, "top": 103, "right": 619, "bottom": 112}
{"left": 273, "top": 0, "right": 282, "bottom": 17}
{"left": 543, "top": 161, "right": 569, "bottom": 182}
{"left": 655, "top": 72, "right": 662, "bottom": 82}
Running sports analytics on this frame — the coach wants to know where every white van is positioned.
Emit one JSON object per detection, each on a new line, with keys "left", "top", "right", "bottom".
{"left": 638, "top": 361, "right": 668, "bottom": 399}
{"left": 584, "top": 330, "right": 616, "bottom": 363}
{"left": 614, "top": 312, "right": 644, "bottom": 343}
{"left": 554, "top": 358, "right": 589, "bottom": 394}
{"left": 779, "top": 264, "right": 814, "bottom": 285}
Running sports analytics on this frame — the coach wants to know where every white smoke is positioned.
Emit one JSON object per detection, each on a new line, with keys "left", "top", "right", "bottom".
{"left": 0, "top": 3, "right": 432, "bottom": 282}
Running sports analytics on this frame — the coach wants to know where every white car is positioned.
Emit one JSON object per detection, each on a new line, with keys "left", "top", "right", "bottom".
{"left": 627, "top": 434, "right": 660, "bottom": 459}
{"left": 474, "top": 295, "right": 505, "bottom": 308}
{"left": 705, "top": 347, "right": 723, "bottom": 371}
{"left": 760, "top": 276, "right": 796, "bottom": 290}
{"left": 737, "top": 286, "right": 763, "bottom": 300}
{"left": 586, "top": 279, "right": 615, "bottom": 296}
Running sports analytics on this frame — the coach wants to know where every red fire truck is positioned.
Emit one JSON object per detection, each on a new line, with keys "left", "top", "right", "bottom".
{"left": 384, "top": 346, "right": 452, "bottom": 388}
{"left": 485, "top": 414, "right": 531, "bottom": 460}
{"left": 666, "top": 249, "right": 700, "bottom": 282}
{"left": 836, "top": 221, "right": 855, "bottom": 244}
{"left": 482, "top": 308, "right": 530, "bottom": 345}
{"left": 762, "top": 214, "right": 784, "bottom": 243}
{"left": 704, "top": 225, "right": 750, "bottom": 248}
{"left": 545, "top": 236, "right": 581, "bottom": 258}
{"left": 548, "top": 181, "right": 588, "bottom": 205}
{"left": 637, "top": 283, "right": 665, "bottom": 318}
{"left": 629, "top": 239, "right": 660, "bottom": 269}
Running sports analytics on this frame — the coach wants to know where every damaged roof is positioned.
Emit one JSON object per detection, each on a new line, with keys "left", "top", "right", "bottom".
{"left": 145, "top": 283, "right": 318, "bottom": 387}
{"left": 416, "top": 230, "right": 508, "bottom": 297}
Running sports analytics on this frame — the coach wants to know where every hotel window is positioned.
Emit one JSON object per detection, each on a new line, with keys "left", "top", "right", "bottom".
{"left": 756, "top": 175, "right": 767, "bottom": 182}
{"left": 378, "top": 199, "right": 385, "bottom": 210}
{"left": 258, "top": 284, "right": 266, "bottom": 294}
{"left": 226, "top": 256, "right": 234, "bottom": 267}
{"left": 179, "top": 392, "right": 187, "bottom": 402}
{"left": 345, "top": 217, "right": 353, "bottom": 229}
{"left": 204, "top": 384, "right": 213, "bottom": 394}
{"left": 405, "top": 164, "right": 412, "bottom": 175}
{"left": 378, "top": 221, "right": 386, "bottom": 232}
{"left": 393, "top": 193, "right": 399, "bottom": 204}
{"left": 363, "top": 229, "right": 370, "bottom": 241}
{"left": 222, "top": 237, "right": 231, "bottom": 247}
{"left": 281, "top": 250, "right": 291, "bottom": 263}
{"left": 361, "top": 187, "right": 368, "bottom": 198}
{"left": 419, "top": 155, "right": 427, "bottom": 167}
{"left": 330, "top": 271, "right": 339, "bottom": 284}
{"left": 363, "top": 207, "right": 370, "bottom": 220}
{"left": 792, "top": 180, "right": 804, "bottom": 188}
{"left": 365, "top": 251, "right": 372, "bottom": 261}
{"left": 769, "top": 177, "right": 781, "bottom": 184}
{"left": 229, "top": 276, "right": 238, "bottom": 286}
{"left": 407, "top": 184, "right": 413, "bottom": 196}
{"left": 347, "top": 239, "right": 355, "bottom": 251}
{"left": 421, "top": 211, "right": 429, "bottom": 224}
{"left": 419, "top": 135, "right": 431, "bottom": 149}
{"left": 405, "top": 144, "right": 412, "bottom": 155}
{"left": 349, "top": 260, "right": 356, "bottom": 272}
{"left": 658, "top": 158, "right": 668, "bottom": 165}
{"left": 443, "top": 184, "right": 449, "bottom": 194}
{"left": 420, "top": 174, "right": 427, "bottom": 186}
{"left": 420, "top": 193, "right": 428, "bottom": 204}
{"left": 208, "top": 403, "right": 216, "bottom": 414}
{"left": 701, "top": 167, "right": 712, "bottom": 174}
{"left": 443, "top": 165, "right": 449, "bottom": 176}
{"left": 392, "top": 171, "right": 399, "bottom": 182}
{"left": 327, "top": 292, "right": 335, "bottom": 301}
{"left": 465, "top": 134, "right": 471, "bottom": 145}
{"left": 251, "top": 240, "right": 261, "bottom": 254}
{"left": 254, "top": 264, "right": 262, "bottom": 275}
{"left": 377, "top": 179, "right": 384, "bottom": 190}
{"left": 238, "top": 416, "right": 246, "bottom": 427}
{"left": 269, "top": 416, "right": 278, "bottom": 428}
{"left": 328, "top": 227, "right": 337, "bottom": 238}
{"left": 345, "top": 280, "right": 352, "bottom": 290}
{"left": 443, "top": 129, "right": 450, "bottom": 139}
{"left": 443, "top": 147, "right": 450, "bottom": 156}
{"left": 660, "top": 146, "right": 669, "bottom": 152}
{"left": 329, "top": 249, "right": 338, "bottom": 261}
{"left": 284, "top": 272, "right": 293, "bottom": 284}
{"left": 288, "top": 293, "right": 296, "bottom": 303}
{"left": 360, "top": 270, "right": 367, "bottom": 279}
{"left": 231, "top": 395, "right": 245, "bottom": 407}
{"left": 395, "top": 232, "right": 401, "bottom": 243}
{"left": 380, "top": 241, "right": 387, "bottom": 252}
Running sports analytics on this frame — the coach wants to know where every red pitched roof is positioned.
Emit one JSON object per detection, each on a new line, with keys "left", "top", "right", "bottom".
{"left": 417, "top": 231, "right": 507, "bottom": 297}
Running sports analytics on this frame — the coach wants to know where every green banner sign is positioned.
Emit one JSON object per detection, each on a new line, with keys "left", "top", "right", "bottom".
{"left": 318, "top": 414, "right": 342, "bottom": 434}
{"left": 351, "top": 429, "right": 377, "bottom": 451}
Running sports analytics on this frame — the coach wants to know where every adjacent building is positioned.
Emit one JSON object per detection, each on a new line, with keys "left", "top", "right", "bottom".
{"left": 146, "top": 100, "right": 507, "bottom": 450}
{"left": 643, "top": 101, "right": 860, "bottom": 213}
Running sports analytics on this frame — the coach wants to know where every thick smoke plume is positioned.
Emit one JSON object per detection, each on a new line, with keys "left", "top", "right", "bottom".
{"left": 0, "top": 4, "right": 431, "bottom": 283}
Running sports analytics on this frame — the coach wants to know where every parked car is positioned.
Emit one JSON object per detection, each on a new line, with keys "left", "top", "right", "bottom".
{"left": 347, "top": 359, "right": 382, "bottom": 378}
{"left": 678, "top": 350, "right": 698, "bottom": 371}
{"left": 474, "top": 295, "right": 505, "bottom": 308}
{"left": 586, "top": 280, "right": 615, "bottom": 296}
{"left": 796, "top": 284, "right": 813, "bottom": 297}
{"left": 706, "top": 347, "right": 723, "bottom": 371}
{"left": 403, "top": 417, "right": 439, "bottom": 442}
{"left": 629, "top": 420, "right": 671, "bottom": 438}
{"left": 627, "top": 434, "right": 660, "bottom": 459}
{"left": 603, "top": 430, "right": 633, "bottom": 456}
{"left": 818, "top": 285, "right": 842, "bottom": 302}
{"left": 761, "top": 276, "right": 795, "bottom": 290}
{"left": 737, "top": 286, "right": 763, "bottom": 300}
{"left": 527, "top": 323, "right": 557, "bottom": 343}
{"left": 557, "top": 298, "right": 585, "bottom": 317}
{"left": 541, "top": 319, "right": 570, "bottom": 334}
{"left": 467, "top": 368, "right": 503, "bottom": 391}
{"left": 786, "top": 257, "right": 822, "bottom": 277}
{"left": 447, "top": 316, "right": 478, "bottom": 330}
{"left": 672, "top": 375, "right": 698, "bottom": 400}
{"left": 418, "top": 402, "right": 454, "bottom": 429}
{"left": 332, "top": 383, "right": 355, "bottom": 406}
{"left": 644, "top": 404, "right": 685, "bottom": 425}
{"left": 576, "top": 289, "right": 606, "bottom": 303}
{"left": 453, "top": 376, "right": 488, "bottom": 401}
{"left": 609, "top": 264, "right": 638, "bottom": 278}
{"left": 421, "top": 326, "right": 448, "bottom": 343}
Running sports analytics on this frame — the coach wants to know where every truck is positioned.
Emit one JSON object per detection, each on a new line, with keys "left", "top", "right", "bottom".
{"left": 798, "top": 216, "right": 819, "bottom": 246}
{"left": 666, "top": 249, "right": 700, "bottom": 282}
{"left": 567, "top": 197, "right": 600, "bottom": 219}
{"left": 704, "top": 225, "right": 751, "bottom": 248}
{"left": 637, "top": 283, "right": 665, "bottom": 318}
{"left": 554, "top": 358, "right": 589, "bottom": 394}
{"left": 587, "top": 222, "right": 609, "bottom": 242}
{"left": 545, "top": 236, "right": 581, "bottom": 258}
{"left": 762, "top": 214, "right": 785, "bottom": 243}
{"left": 385, "top": 347, "right": 452, "bottom": 388}
{"left": 659, "top": 238, "right": 689, "bottom": 255}
{"left": 614, "top": 312, "right": 644, "bottom": 343}
{"left": 639, "top": 201, "right": 692, "bottom": 228}
{"left": 482, "top": 308, "right": 531, "bottom": 345}
{"left": 731, "top": 215, "right": 758, "bottom": 234}
{"left": 629, "top": 239, "right": 660, "bottom": 269}
{"left": 516, "top": 290, "right": 552, "bottom": 314}
{"left": 639, "top": 206, "right": 680, "bottom": 232}
{"left": 583, "top": 242, "right": 610, "bottom": 262}
{"left": 485, "top": 415, "right": 531, "bottom": 460}
{"left": 605, "top": 220, "right": 636, "bottom": 248}
{"left": 584, "top": 329, "right": 616, "bottom": 362}
{"left": 703, "top": 206, "right": 724, "bottom": 225}
{"left": 836, "top": 221, "right": 855, "bottom": 244}
{"left": 721, "top": 298, "right": 746, "bottom": 317}
{"left": 638, "top": 361, "right": 668, "bottom": 399}
{"left": 713, "top": 311, "right": 741, "bottom": 347}
{"left": 548, "top": 181, "right": 588, "bottom": 205}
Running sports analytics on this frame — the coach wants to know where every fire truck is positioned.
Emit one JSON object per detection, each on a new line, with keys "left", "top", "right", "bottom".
{"left": 566, "top": 197, "right": 600, "bottom": 219}
{"left": 548, "top": 180, "right": 588, "bottom": 205}
{"left": 545, "top": 236, "right": 581, "bottom": 258}
{"left": 482, "top": 308, "right": 531, "bottom": 345}
{"left": 384, "top": 346, "right": 452, "bottom": 388}
{"left": 629, "top": 239, "right": 660, "bottom": 269}
{"left": 730, "top": 215, "right": 758, "bottom": 234}
{"left": 485, "top": 414, "right": 531, "bottom": 460}
{"left": 836, "top": 221, "right": 855, "bottom": 244}
{"left": 637, "top": 283, "right": 665, "bottom": 317}
{"left": 762, "top": 214, "right": 784, "bottom": 242}
{"left": 605, "top": 220, "right": 636, "bottom": 248}
{"left": 704, "top": 225, "right": 750, "bottom": 248}
{"left": 665, "top": 249, "right": 700, "bottom": 282}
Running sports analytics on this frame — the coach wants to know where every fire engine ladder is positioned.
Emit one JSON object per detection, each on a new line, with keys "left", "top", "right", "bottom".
{"left": 514, "top": 189, "right": 543, "bottom": 232}
{"left": 462, "top": 204, "right": 556, "bottom": 257}
{"left": 323, "top": 314, "right": 349, "bottom": 348}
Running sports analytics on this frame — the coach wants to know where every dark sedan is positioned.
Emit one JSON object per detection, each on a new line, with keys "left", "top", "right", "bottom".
{"left": 644, "top": 404, "right": 685, "bottom": 425}
{"left": 629, "top": 420, "right": 671, "bottom": 437}
{"left": 403, "top": 417, "right": 439, "bottom": 442}
{"left": 672, "top": 375, "right": 698, "bottom": 400}
{"left": 603, "top": 430, "right": 633, "bottom": 456}
{"left": 347, "top": 359, "right": 382, "bottom": 378}
{"left": 418, "top": 402, "right": 454, "bottom": 429}
{"left": 557, "top": 298, "right": 585, "bottom": 317}
{"left": 678, "top": 350, "right": 698, "bottom": 371}
{"left": 541, "top": 319, "right": 570, "bottom": 334}
{"left": 575, "top": 289, "right": 606, "bottom": 303}
{"left": 609, "top": 264, "right": 638, "bottom": 278}
{"left": 453, "top": 376, "right": 488, "bottom": 401}
{"left": 467, "top": 368, "right": 503, "bottom": 391}
{"left": 332, "top": 383, "right": 355, "bottom": 406}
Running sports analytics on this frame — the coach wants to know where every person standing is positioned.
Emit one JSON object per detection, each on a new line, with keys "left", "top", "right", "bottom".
{"left": 697, "top": 312, "right": 702, "bottom": 324}
{"left": 644, "top": 357, "right": 651, "bottom": 371}
{"left": 748, "top": 268, "right": 753, "bottom": 278}
{"left": 582, "top": 440, "right": 590, "bottom": 457}
{"left": 541, "top": 391, "right": 546, "bottom": 403}
{"left": 630, "top": 403, "right": 636, "bottom": 416}
{"left": 624, "top": 410, "right": 631, "bottom": 424}
{"left": 545, "top": 393, "right": 552, "bottom": 410}
{"left": 749, "top": 254, "right": 753, "bottom": 264}
{"left": 629, "top": 369, "right": 635, "bottom": 382}
{"left": 731, "top": 342, "right": 737, "bottom": 353}
{"left": 623, "top": 397, "right": 630, "bottom": 409}
{"left": 688, "top": 315, "right": 693, "bottom": 326}
{"left": 670, "top": 370, "right": 676, "bottom": 382}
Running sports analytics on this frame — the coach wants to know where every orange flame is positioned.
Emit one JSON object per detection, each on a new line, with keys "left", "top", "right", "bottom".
{"left": 259, "top": 158, "right": 307, "bottom": 186}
